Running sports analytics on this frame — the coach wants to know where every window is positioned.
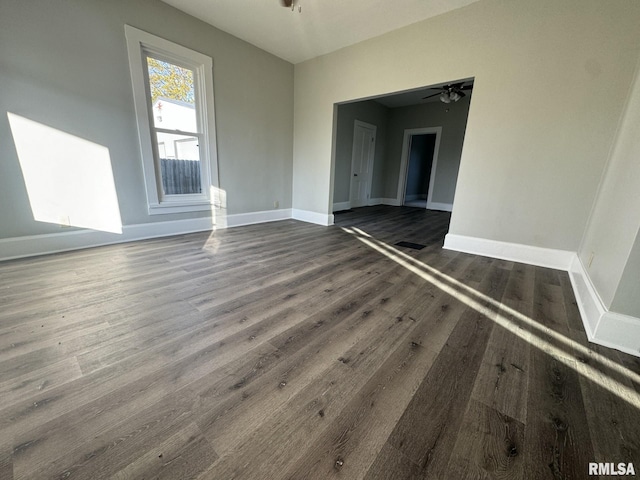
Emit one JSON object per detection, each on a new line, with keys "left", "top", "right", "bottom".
{"left": 125, "top": 26, "right": 219, "bottom": 214}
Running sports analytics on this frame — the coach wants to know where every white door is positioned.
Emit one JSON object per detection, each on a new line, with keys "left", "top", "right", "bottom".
{"left": 350, "top": 121, "right": 376, "bottom": 208}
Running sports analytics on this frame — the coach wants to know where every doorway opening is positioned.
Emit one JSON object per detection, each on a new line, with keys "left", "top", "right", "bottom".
{"left": 330, "top": 78, "right": 474, "bottom": 219}
{"left": 399, "top": 128, "right": 441, "bottom": 209}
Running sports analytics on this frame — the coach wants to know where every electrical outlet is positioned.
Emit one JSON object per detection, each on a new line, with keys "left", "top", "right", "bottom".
{"left": 274, "top": 200, "right": 279, "bottom": 209}
{"left": 587, "top": 251, "right": 595, "bottom": 268}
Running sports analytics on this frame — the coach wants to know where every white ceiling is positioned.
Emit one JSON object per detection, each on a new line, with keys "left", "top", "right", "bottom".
{"left": 160, "top": 0, "right": 481, "bottom": 64}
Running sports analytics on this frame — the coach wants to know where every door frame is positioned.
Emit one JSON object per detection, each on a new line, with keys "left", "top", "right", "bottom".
{"left": 397, "top": 126, "right": 443, "bottom": 210}
{"left": 349, "top": 119, "right": 377, "bottom": 208}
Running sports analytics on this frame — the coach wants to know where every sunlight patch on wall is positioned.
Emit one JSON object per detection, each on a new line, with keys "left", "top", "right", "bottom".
{"left": 8, "top": 113, "right": 122, "bottom": 234}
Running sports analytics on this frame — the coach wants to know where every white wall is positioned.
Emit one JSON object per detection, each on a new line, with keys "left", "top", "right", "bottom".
{"left": 578, "top": 54, "right": 640, "bottom": 315}
{"left": 293, "top": 0, "right": 640, "bottom": 251}
{"left": 0, "top": 0, "right": 293, "bottom": 241}
{"left": 611, "top": 231, "right": 640, "bottom": 317}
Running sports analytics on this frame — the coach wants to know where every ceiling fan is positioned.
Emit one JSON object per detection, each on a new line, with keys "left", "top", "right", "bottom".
{"left": 281, "top": 0, "right": 301, "bottom": 12}
{"left": 422, "top": 82, "right": 473, "bottom": 103}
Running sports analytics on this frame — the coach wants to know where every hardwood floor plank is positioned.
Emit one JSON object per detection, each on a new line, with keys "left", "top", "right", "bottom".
{"left": 378, "top": 263, "right": 510, "bottom": 479}
{"left": 0, "top": 437, "right": 12, "bottom": 480}
{"left": 0, "top": 357, "right": 83, "bottom": 410}
{"left": 110, "top": 422, "right": 217, "bottom": 480}
{"left": 363, "top": 442, "right": 424, "bottom": 480}
{"left": 576, "top": 342, "right": 640, "bottom": 467}
{"left": 523, "top": 269, "right": 596, "bottom": 480}
{"left": 471, "top": 263, "right": 535, "bottom": 423}
{"left": 445, "top": 399, "right": 524, "bottom": 480}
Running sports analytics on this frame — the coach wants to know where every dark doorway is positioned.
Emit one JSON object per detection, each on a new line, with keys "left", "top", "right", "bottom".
{"left": 403, "top": 133, "right": 436, "bottom": 208}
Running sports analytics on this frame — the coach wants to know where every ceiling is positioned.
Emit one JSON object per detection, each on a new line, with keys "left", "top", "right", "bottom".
{"left": 160, "top": 0, "right": 481, "bottom": 64}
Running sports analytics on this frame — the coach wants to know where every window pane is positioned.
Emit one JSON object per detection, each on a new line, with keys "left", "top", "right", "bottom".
{"left": 156, "top": 132, "right": 201, "bottom": 195}
{"left": 146, "top": 57, "right": 197, "bottom": 131}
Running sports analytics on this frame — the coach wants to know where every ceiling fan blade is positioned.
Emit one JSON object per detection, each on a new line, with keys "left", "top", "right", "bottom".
{"left": 457, "top": 90, "right": 466, "bottom": 98}
{"left": 422, "top": 92, "right": 442, "bottom": 100}
{"left": 281, "top": 0, "right": 293, "bottom": 7}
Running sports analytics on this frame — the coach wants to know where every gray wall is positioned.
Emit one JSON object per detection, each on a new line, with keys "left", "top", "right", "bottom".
{"left": 385, "top": 99, "right": 471, "bottom": 203}
{"left": 0, "top": 0, "right": 294, "bottom": 239}
{"left": 332, "top": 100, "right": 389, "bottom": 205}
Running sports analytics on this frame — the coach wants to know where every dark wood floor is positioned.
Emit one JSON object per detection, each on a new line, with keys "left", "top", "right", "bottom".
{"left": 1, "top": 206, "right": 639, "bottom": 479}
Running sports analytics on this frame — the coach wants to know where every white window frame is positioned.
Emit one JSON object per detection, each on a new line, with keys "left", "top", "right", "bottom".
{"left": 125, "top": 25, "right": 219, "bottom": 215}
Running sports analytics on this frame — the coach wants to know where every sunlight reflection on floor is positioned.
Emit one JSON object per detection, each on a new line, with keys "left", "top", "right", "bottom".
{"left": 343, "top": 226, "right": 640, "bottom": 410}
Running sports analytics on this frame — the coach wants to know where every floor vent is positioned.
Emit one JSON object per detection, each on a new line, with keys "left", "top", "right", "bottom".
{"left": 395, "top": 241, "right": 426, "bottom": 250}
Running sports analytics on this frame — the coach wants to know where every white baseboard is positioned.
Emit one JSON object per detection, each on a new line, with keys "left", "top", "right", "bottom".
{"left": 332, "top": 201, "right": 351, "bottom": 212}
{"left": 0, "top": 207, "right": 337, "bottom": 261}
{"left": 333, "top": 198, "right": 400, "bottom": 209}
{"left": 569, "top": 254, "right": 640, "bottom": 357}
{"left": 568, "top": 255, "right": 604, "bottom": 338}
{"left": 216, "top": 208, "right": 292, "bottom": 229}
{"left": 292, "top": 209, "right": 334, "bottom": 226}
{"left": 444, "top": 233, "right": 575, "bottom": 271}
{"left": 0, "top": 216, "right": 214, "bottom": 261}
{"left": 427, "top": 201, "right": 453, "bottom": 212}
{"left": 1, "top": 209, "right": 291, "bottom": 260}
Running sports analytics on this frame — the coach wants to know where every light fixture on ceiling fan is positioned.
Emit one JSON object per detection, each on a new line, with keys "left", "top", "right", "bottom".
{"left": 423, "top": 82, "right": 473, "bottom": 103}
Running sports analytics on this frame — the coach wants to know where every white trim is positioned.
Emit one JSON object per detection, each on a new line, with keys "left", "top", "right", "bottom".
{"left": 216, "top": 209, "right": 292, "bottom": 229}
{"left": 569, "top": 254, "right": 640, "bottom": 357}
{"left": 426, "top": 202, "right": 453, "bottom": 212}
{"left": 398, "top": 127, "right": 442, "bottom": 207}
{"left": 0, "top": 217, "right": 214, "bottom": 261}
{"left": 332, "top": 201, "right": 351, "bottom": 212}
{"left": 368, "top": 197, "right": 382, "bottom": 206}
{"left": 148, "top": 202, "right": 214, "bottom": 215}
{"left": 0, "top": 209, "right": 297, "bottom": 261}
{"left": 349, "top": 120, "right": 376, "bottom": 208}
{"left": 443, "top": 233, "right": 574, "bottom": 271}
{"left": 292, "top": 209, "right": 334, "bottom": 226}
{"left": 568, "top": 254, "right": 604, "bottom": 338}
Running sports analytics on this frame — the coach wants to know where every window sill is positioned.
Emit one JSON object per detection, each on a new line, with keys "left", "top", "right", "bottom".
{"left": 148, "top": 202, "right": 215, "bottom": 215}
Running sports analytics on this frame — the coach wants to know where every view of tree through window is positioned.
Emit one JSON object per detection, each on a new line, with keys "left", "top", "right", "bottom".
{"left": 145, "top": 56, "right": 201, "bottom": 195}
{"left": 146, "top": 57, "right": 195, "bottom": 104}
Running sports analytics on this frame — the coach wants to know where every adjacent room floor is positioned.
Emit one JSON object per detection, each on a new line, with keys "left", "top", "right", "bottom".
{"left": 1, "top": 206, "right": 639, "bottom": 479}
